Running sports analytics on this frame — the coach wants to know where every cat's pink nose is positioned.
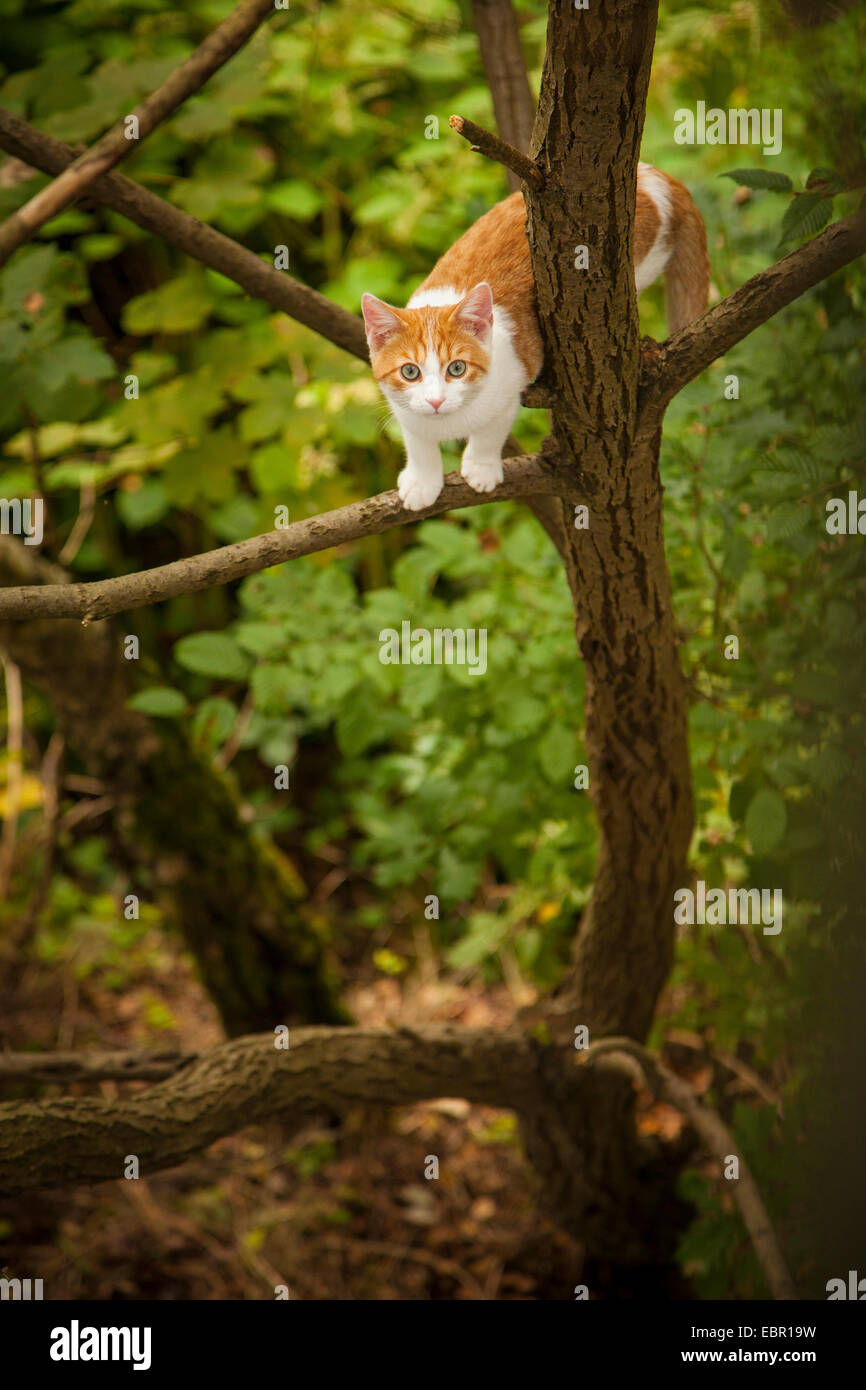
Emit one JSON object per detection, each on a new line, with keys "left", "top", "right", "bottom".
{"left": 426, "top": 396, "right": 445, "bottom": 411}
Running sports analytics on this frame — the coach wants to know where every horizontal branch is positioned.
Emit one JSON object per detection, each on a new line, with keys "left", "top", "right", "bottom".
{"left": 0, "top": 110, "right": 369, "bottom": 361}
{"left": 0, "top": 1025, "right": 546, "bottom": 1192}
{"left": 449, "top": 114, "right": 544, "bottom": 188}
{"left": 0, "top": 0, "right": 276, "bottom": 267}
{"left": 588, "top": 1038, "right": 798, "bottom": 1301}
{"left": 0, "top": 1049, "right": 196, "bottom": 1084}
{"left": 649, "top": 206, "right": 866, "bottom": 407}
{"left": 0, "top": 454, "right": 561, "bottom": 622}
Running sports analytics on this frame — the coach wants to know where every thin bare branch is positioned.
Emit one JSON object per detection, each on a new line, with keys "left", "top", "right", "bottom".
{"left": 0, "top": 1048, "right": 197, "bottom": 1084}
{"left": 0, "top": 0, "right": 278, "bottom": 268}
{"left": 588, "top": 1038, "right": 798, "bottom": 1301}
{"left": 647, "top": 207, "right": 866, "bottom": 409}
{"left": 0, "top": 454, "right": 562, "bottom": 622}
{"left": 449, "top": 114, "right": 544, "bottom": 188}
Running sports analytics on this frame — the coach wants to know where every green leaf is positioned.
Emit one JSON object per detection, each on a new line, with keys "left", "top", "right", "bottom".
{"left": 538, "top": 721, "right": 574, "bottom": 784}
{"left": 447, "top": 912, "right": 508, "bottom": 969}
{"left": 123, "top": 275, "right": 215, "bottom": 335}
{"left": 174, "top": 632, "right": 251, "bottom": 682}
{"left": 744, "top": 789, "right": 787, "bottom": 857}
{"left": 37, "top": 335, "right": 114, "bottom": 391}
{"left": 438, "top": 846, "right": 480, "bottom": 903}
{"left": 265, "top": 180, "right": 324, "bottom": 221}
{"left": 762, "top": 447, "right": 826, "bottom": 488}
{"left": 116, "top": 479, "right": 169, "bottom": 530}
{"left": 719, "top": 168, "right": 793, "bottom": 192}
{"left": 250, "top": 441, "right": 298, "bottom": 492}
{"left": 251, "top": 663, "right": 296, "bottom": 714}
{"left": 235, "top": 621, "right": 287, "bottom": 657}
{"left": 127, "top": 687, "right": 187, "bottom": 717}
{"left": 77, "top": 233, "right": 124, "bottom": 262}
{"left": 805, "top": 167, "right": 846, "bottom": 196}
{"left": 778, "top": 193, "right": 833, "bottom": 244}
{"left": 192, "top": 697, "right": 237, "bottom": 747}
{"left": 163, "top": 431, "right": 241, "bottom": 507}
{"left": 766, "top": 500, "right": 810, "bottom": 541}
{"left": 336, "top": 697, "right": 382, "bottom": 756}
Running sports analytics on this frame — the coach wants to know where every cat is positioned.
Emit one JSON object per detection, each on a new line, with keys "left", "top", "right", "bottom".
{"left": 362, "top": 163, "right": 710, "bottom": 511}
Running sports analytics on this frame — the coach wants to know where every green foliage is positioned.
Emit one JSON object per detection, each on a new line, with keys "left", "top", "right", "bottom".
{"left": 720, "top": 169, "right": 794, "bottom": 192}
{"left": 2, "top": 0, "right": 865, "bottom": 1298}
{"left": 127, "top": 686, "right": 187, "bottom": 717}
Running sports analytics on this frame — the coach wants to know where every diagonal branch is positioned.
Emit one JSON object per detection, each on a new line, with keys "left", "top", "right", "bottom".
{"left": 0, "top": 1049, "right": 197, "bottom": 1084}
{"left": 0, "top": 454, "right": 562, "bottom": 622}
{"left": 449, "top": 114, "right": 543, "bottom": 188}
{"left": 0, "top": 109, "right": 370, "bottom": 360}
{"left": 648, "top": 206, "right": 866, "bottom": 409}
{"left": 0, "top": 0, "right": 278, "bottom": 268}
{"left": 588, "top": 1038, "right": 798, "bottom": 1301}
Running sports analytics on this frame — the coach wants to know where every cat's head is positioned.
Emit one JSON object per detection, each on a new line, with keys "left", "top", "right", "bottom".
{"left": 361, "top": 283, "right": 493, "bottom": 418}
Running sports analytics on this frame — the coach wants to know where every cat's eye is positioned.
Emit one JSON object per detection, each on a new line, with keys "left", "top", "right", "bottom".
{"left": 400, "top": 363, "right": 421, "bottom": 381}
{"left": 446, "top": 360, "right": 467, "bottom": 377}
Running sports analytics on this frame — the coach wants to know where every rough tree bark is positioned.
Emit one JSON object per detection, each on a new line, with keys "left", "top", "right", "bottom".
{"left": 520, "top": 0, "right": 693, "bottom": 1043}
{"left": 0, "top": 1024, "right": 690, "bottom": 1268}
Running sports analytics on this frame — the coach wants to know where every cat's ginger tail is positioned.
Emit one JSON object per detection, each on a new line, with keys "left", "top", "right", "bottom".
{"left": 664, "top": 181, "right": 711, "bottom": 335}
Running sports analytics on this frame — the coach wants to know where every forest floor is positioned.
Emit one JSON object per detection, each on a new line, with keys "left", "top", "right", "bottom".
{"left": 1, "top": 923, "right": 588, "bottom": 1300}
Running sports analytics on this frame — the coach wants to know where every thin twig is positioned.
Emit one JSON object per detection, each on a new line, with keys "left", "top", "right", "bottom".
{"left": 16, "top": 730, "right": 65, "bottom": 946}
{"left": 0, "top": 1047, "right": 198, "bottom": 1084}
{"left": 449, "top": 114, "right": 544, "bottom": 188}
{"left": 587, "top": 1037, "right": 797, "bottom": 1300}
{"left": 213, "top": 689, "right": 255, "bottom": 772}
{"left": 58, "top": 479, "right": 96, "bottom": 568}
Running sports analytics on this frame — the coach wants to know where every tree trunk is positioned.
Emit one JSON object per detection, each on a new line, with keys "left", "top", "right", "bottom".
{"left": 523, "top": 0, "right": 692, "bottom": 1041}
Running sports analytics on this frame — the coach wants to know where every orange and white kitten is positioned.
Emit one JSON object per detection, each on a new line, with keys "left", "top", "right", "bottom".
{"left": 362, "top": 163, "right": 709, "bottom": 510}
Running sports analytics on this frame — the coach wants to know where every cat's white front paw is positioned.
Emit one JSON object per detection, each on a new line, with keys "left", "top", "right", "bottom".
{"left": 398, "top": 468, "right": 443, "bottom": 511}
{"left": 461, "top": 457, "right": 504, "bottom": 494}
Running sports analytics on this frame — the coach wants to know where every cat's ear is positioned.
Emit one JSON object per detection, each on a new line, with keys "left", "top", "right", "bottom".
{"left": 361, "top": 293, "right": 403, "bottom": 349}
{"left": 453, "top": 282, "right": 494, "bottom": 344}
